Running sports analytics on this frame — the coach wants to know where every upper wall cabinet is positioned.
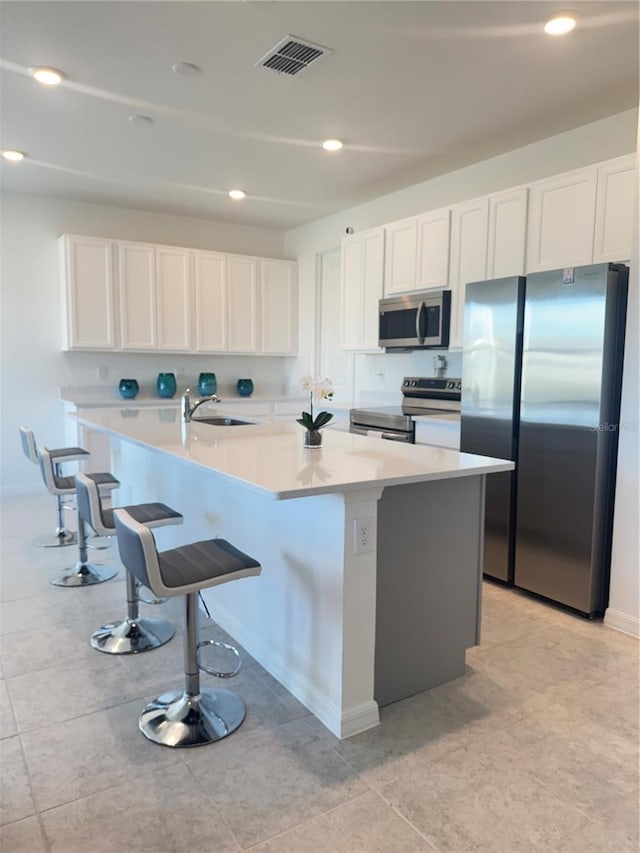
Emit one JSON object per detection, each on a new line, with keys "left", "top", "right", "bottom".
{"left": 487, "top": 188, "right": 528, "bottom": 279}
{"left": 341, "top": 227, "right": 384, "bottom": 351}
{"left": 61, "top": 235, "right": 297, "bottom": 356}
{"left": 384, "top": 218, "right": 417, "bottom": 295}
{"left": 260, "top": 259, "right": 298, "bottom": 355}
{"left": 526, "top": 167, "right": 597, "bottom": 273}
{"left": 593, "top": 154, "right": 636, "bottom": 263}
{"left": 416, "top": 208, "right": 451, "bottom": 290}
{"left": 449, "top": 198, "right": 489, "bottom": 349}
{"left": 61, "top": 235, "right": 116, "bottom": 350}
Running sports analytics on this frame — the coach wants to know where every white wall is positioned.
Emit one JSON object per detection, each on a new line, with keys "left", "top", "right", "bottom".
{"left": 0, "top": 193, "right": 287, "bottom": 495}
{"left": 606, "top": 126, "right": 640, "bottom": 637}
{"left": 284, "top": 108, "right": 639, "bottom": 635}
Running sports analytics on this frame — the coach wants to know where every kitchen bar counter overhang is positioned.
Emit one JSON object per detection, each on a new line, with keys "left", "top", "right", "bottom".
{"left": 74, "top": 406, "right": 513, "bottom": 738}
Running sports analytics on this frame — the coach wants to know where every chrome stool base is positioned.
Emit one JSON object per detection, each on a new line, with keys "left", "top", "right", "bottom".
{"left": 33, "top": 529, "right": 76, "bottom": 548}
{"left": 91, "top": 616, "right": 175, "bottom": 654}
{"left": 139, "top": 687, "right": 245, "bottom": 748}
{"left": 51, "top": 563, "right": 118, "bottom": 587}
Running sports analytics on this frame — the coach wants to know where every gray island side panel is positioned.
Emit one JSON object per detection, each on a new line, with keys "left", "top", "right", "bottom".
{"left": 375, "top": 475, "right": 485, "bottom": 706}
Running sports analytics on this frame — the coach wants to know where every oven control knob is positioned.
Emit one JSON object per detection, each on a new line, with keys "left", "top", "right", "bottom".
{"left": 456, "top": 382, "right": 461, "bottom": 390}
{"left": 411, "top": 380, "right": 417, "bottom": 387}
{"left": 447, "top": 381, "right": 454, "bottom": 389}
{"left": 403, "top": 380, "right": 409, "bottom": 386}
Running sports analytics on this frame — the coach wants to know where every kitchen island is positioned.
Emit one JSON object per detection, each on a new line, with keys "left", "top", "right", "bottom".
{"left": 74, "top": 406, "right": 513, "bottom": 738}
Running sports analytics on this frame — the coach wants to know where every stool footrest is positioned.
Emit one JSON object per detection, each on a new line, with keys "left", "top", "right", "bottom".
{"left": 197, "top": 639, "right": 242, "bottom": 678}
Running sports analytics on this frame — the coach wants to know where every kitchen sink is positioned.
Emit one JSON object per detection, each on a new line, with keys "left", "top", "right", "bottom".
{"left": 191, "top": 416, "right": 256, "bottom": 426}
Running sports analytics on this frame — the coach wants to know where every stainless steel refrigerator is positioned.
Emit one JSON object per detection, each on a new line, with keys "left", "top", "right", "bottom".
{"left": 460, "top": 263, "right": 628, "bottom": 616}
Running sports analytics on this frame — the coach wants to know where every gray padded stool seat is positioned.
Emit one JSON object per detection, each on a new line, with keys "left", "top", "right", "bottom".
{"left": 113, "top": 507, "right": 261, "bottom": 748}
{"left": 75, "top": 472, "right": 183, "bottom": 654}
{"left": 19, "top": 426, "right": 89, "bottom": 548}
{"left": 38, "top": 447, "right": 120, "bottom": 587}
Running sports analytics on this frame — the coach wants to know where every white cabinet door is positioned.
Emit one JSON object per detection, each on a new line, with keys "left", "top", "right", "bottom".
{"left": 227, "top": 255, "right": 259, "bottom": 353}
{"left": 416, "top": 208, "right": 450, "bottom": 290}
{"left": 526, "top": 167, "right": 597, "bottom": 273}
{"left": 260, "top": 259, "right": 297, "bottom": 355}
{"left": 487, "top": 188, "right": 528, "bottom": 278}
{"left": 118, "top": 242, "right": 156, "bottom": 349}
{"left": 155, "top": 246, "right": 191, "bottom": 351}
{"left": 384, "top": 217, "right": 417, "bottom": 295}
{"left": 193, "top": 251, "right": 227, "bottom": 352}
{"left": 449, "top": 198, "right": 489, "bottom": 349}
{"left": 61, "top": 235, "right": 115, "bottom": 350}
{"left": 593, "top": 154, "right": 636, "bottom": 263}
{"left": 414, "top": 418, "right": 461, "bottom": 450}
{"left": 340, "top": 228, "right": 384, "bottom": 351}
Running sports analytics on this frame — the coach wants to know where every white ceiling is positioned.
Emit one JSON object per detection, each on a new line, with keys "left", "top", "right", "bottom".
{"left": 1, "top": 1, "right": 638, "bottom": 230}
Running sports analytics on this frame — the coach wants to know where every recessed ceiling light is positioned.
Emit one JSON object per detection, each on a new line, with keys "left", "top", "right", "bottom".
{"left": 322, "top": 138, "right": 343, "bottom": 152}
{"left": 2, "top": 149, "right": 25, "bottom": 162}
{"left": 544, "top": 15, "right": 577, "bottom": 35}
{"left": 30, "top": 66, "right": 65, "bottom": 85}
{"left": 229, "top": 189, "right": 246, "bottom": 200}
{"left": 128, "top": 114, "right": 154, "bottom": 125}
{"left": 172, "top": 62, "right": 202, "bottom": 77}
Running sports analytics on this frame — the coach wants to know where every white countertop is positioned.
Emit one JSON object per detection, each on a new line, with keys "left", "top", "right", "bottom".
{"left": 74, "top": 405, "right": 513, "bottom": 501}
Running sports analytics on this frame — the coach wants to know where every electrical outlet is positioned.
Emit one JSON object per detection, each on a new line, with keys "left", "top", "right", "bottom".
{"left": 97, "top": 366, "right": 108, "bottom": 380}
{"left": 353, "top": 517, "right": 375, "bottom": 555}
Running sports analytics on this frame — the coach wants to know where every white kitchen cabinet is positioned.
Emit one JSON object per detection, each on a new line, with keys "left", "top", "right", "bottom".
{"left": 193, "top": 250, "right": 227, "bottom": 352}
{"left": 155, "top": 246, "right": 191, "bottom": 351}
{"left": 593, "top": 154, "right": 636, "bottom": 263}
{"left": 449, "top": 198, "right": 489, "bottom": 349}
{"left": 414, "top": 417, "right": 460, "bottom": 450}
{"left": 227, "top": 255, "right": 259, "bottom": 353}
{"left": 118, "top": 242, "right": 156, "bottom": 350}
{"left": 526, "top": 167, "right": 597, "bottom": 273}
{"left": 260, "top": 259, "right": 297, "bottom": 355}
{"left": 384, "top": 217, "right": 417, "bottom": 295}
{"left": 416, "top": 208, "right": 451, "bottom": 290}
{"left": 341, "top": 227, "right": 384, "bottom": 351}
{"left": 487, "top": 187, "right": 528, "bottom": 278}
{"left": 60, "top": 235, "right": 116, "bottom": 350}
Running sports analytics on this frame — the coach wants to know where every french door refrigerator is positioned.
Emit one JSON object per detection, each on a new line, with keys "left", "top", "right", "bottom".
{"left": 460, "top": 263, "right": 628, "bottom": 616}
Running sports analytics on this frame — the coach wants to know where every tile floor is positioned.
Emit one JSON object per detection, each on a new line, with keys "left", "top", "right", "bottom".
{"left": 1, "top": 494, "right": 638, "bottom": 852}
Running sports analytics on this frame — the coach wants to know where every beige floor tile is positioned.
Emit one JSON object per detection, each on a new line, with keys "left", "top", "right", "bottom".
{"left": 0, "top": 589, "right": 89, "bottom": 636}
{"left": 20, "top": 699, "right": 183, "bottom": 811}
{"left": 41, "top": 763, "right": 241, "bottom": 853}
{"left": 0, "top": 679, "right": 17, "bottom": 740}
{"left": 558, "top": 798, "right": 640, "bottom": 852}
{"left": 6, "top": 655, "right": 142, "bottom": 732}
{"left": 249, "top": 790, "right": 433, "bottom": 852}
{"left": 186, "top": 717, "right": 368, "bottom": 849}
{"left": 0, "top": 816, "right": 47, "bottom": 853}
{"left": 0, "top": 737, "right": 35, "bottom": 826}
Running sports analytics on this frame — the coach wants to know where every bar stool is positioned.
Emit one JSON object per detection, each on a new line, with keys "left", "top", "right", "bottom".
{"left": 113, "top": 507, "right": 261, "bottom": 747}
{"left": 19, "top": 426, "right": 89, "bottom": 548}
{"left": 75, "top": 472, "right": 183, "bottom": 654}
{"left": 38, "top": 447, "right": 120, "bottom": 587}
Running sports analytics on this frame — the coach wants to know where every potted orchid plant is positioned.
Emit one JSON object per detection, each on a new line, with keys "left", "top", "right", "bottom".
{"left": 297, "top": 376, "right": 334, "bottom": 448}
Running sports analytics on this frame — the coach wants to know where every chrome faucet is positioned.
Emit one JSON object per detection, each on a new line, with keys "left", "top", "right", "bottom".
{"left": 182, "top": 388, "right": 221, "bottom": 422}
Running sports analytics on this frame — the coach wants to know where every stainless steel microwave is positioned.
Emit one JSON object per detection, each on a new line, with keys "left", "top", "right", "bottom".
{"left": 378, "top": 290, "right": 451, "bottom": 350}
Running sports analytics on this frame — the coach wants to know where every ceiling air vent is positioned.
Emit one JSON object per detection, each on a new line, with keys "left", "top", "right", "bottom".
{"left": 256, "top": 35, "right": 332, "bottom": 77}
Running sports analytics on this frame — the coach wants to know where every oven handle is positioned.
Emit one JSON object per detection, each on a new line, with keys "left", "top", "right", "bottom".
{"left": 416, "top": 301, "right": 426, "bottom": 343}
{"left": 350, "top": 425, "right": 413, "bottom": 442}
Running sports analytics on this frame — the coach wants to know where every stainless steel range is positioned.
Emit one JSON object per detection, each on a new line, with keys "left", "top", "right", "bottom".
{"left": 349, "top": 377, "right": 461, "bottom": 443}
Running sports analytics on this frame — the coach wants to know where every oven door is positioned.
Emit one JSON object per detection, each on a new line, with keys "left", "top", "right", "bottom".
{"left": 349, "top": 424, "right": 415, "bottom": 443}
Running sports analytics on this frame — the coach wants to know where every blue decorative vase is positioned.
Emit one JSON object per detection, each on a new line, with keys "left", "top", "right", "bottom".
{"left": 198, "top": 372, "right": 217, "bottom": 396}
{"left": 118, "top": 378, "right": 139, "bottom": 400}
{"left": 156, "top": 372, "right": 177, "bottom": 399}
{"left": 236, "top": 378, "right": 254, "bottom": 397}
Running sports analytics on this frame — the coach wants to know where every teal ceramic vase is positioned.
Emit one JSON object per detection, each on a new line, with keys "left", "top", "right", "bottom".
{"left": 118, "top": 378, "right": 139, "bottom": 400}
{"left": 236, "top": 378, "right": 254, "bottom": 397}
{"left": 156, "top": 372, "right": 177, "bottom": 398}
{"left": 198, "top": 372, "right": 217, "bottom": 396}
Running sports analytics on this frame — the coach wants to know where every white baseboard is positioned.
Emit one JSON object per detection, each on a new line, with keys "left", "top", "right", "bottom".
{"left": 604, "top": 607, "right": 640, "bottom": 638}
{"left": 203, "top": 597, "right": 379, "bottom": 739}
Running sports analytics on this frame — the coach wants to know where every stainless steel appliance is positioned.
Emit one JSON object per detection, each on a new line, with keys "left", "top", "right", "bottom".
{"left": 460, "top": 263, "right": 628, "bottom": 616}
{"left": 350, "top": 376, "right": 461, "bottom": 443}
{"left": 379, "top": 290, "right": 451, "bottom": 350}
